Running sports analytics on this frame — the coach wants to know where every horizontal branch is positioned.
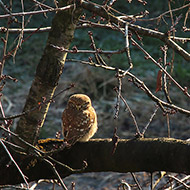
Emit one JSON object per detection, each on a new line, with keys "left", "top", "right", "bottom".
{"left": 0, "top": 23, "right": 189, "bottom": 44}
{"left": 0, "top": 26, "right": 51, "bottom": 33}
{"left": 0, "top": 22, "right": 189, "bottom": 45}
{"left": 51, "top": 44, "right": 126, "bottom": 54}
{"left": 1, "top": 138, "right": 190, "bottom": 185}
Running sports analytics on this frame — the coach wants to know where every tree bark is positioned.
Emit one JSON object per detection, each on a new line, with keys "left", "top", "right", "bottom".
{"left": 14, "top": 1, "right": 82, "bottom": 146}
{"left": 1, "top": 138, "right": 190, "bottom": 185}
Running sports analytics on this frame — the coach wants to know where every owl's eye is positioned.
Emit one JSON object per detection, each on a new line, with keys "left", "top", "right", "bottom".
{"left": 82, "top": 102, "right": 90, "bottom": 109}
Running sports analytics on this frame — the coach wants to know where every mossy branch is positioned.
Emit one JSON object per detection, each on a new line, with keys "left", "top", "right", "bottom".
{"left": 1, "top": 138, "right": 190, "bottom": 185}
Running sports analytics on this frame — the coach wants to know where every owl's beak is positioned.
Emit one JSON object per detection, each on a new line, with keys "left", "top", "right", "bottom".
{"left": 76, "top": 105, "right": 81, "bottom": 110}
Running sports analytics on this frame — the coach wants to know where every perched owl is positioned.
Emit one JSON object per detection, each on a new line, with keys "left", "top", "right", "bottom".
{"left": 62, "top": 94, "right": 97, "bottom": 145}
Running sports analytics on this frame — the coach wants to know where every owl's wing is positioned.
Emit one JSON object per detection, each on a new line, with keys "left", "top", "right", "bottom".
{"left": 62, "top": 107, "right": 97, "bottom": 145}
{"left": 62, "top": 108, "right": 71, "bottom": 140}
{"left": 78, "top": 108, "right": 97, "bottom": 142}
{"left": 64, "top": 125, "right": 92, "bottom": 145}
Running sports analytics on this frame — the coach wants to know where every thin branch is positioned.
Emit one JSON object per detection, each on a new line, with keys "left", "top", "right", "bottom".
{"left": 0, "top": 0, "right": 18, "bottom": 22}
{"left": 124, "top": 22, "right": 133, "bottom": 74}
{"left": 12, "top": 0, "right": 25, "bottom": 61}
{"left": 0, "top": 84, "right": 74, "bottom": 120}
{"left": 142, "top": 106, "right": 159, "bottom": 136}
{"left": 50, "top": 44, "right": 126, "bottom": 55}
{"left": 0, "top": 26, "right": 51, "bottom": 33}
{"left": 1, "top": 22, "right": 190, "bottom": 45}
{"left": 1, "top": 16, "right": 10, "bottom": 74}
{"left": 88, "top": 31, "right": 107, "bottom": 66}
{"left": 166, "top": 114, "right": 170, "bottom": 138}
{"left": 167, "top": 174, "right": 190, "bottom": 189}
{"left": 31, "top": 0, "right": 53, "bottom": 9}
{"left": 0, "top": 4, "right": 74, "bottom": 19}
{"left": 77, "top": 0, "right": 190, "bottom": 61}
{"left": 138, "top": 3, "right": 190, "bottom": 22}
{"left": 118, "top": 180, "right": 131, "bottom": 190}
{"left": 114, "top": 72, "right": 122, "bottom": 120}
{"left": 42, "top": 158, "right": 68, "bottom": 190}
{"left": 131, "top": 38, "right": 190, "bottom": 98}
{"left": 0, "top": 139, "right": 29, "bottom": 188}
{"left": 112, "top": 70, "right": 122, "bottom": 154}
{"left": 112, "top": 22, "right": 133, "bottom": 75}
{"left": 66, "top": 58, "right": 190, "bottom": 116}
{"left": 162, "top": 45, "right": 172, "bottom": 104}
{"left": 131, "top": 172, "right": 143, "bottom": 190}
{"left": 0, "top": 185, "right": 28, "bottom": 189}
{"left": 78, "top": 19, "right": 190, "bottom": 43}
{"left": 117, "top": 89, "right": 141, "bottom": 137}
{"left": 184, "top": 7, "right": 190, "bottom": 28}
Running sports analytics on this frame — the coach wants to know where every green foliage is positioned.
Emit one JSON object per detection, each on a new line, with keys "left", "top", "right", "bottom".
{"left": 175, "top": 63, "right": 190, "bottom": 85}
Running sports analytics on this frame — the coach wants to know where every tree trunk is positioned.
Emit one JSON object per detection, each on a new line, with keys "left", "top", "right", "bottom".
{"left": 13, "top": 0, "right": 82, "bottom": 146}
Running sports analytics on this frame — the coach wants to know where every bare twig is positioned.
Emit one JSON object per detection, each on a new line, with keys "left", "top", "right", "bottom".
{"left": 0, "top": 4, "right": 74, "bottom": 19}
{"left": 118, "top": 180, "right": 131, "bottom": 190}
{"left": 123, "top": 22, "right": 133, "bottom": 74}
{"left": 114, "top": 72, "right": 122, "bottom": 120}
{"left": 161, "top": 45, "right": 172, "bottom": 104}
{"left": 0, "top": 26, "right": 51, "bottom": 33}
{"left": 166, "top": 114, "right": 170, "bottom": 138}
{"left": 78, "top": 19, "right": 190, "bottom": 43}
{"left": 184, "top": 7, "right": 190, "bottom": 28}
{"left": 0, "top": 139, "right": 29, "bottom": 188}
{"left": 77, "top": 0, "right": 190, "bottom": 61}
{"left": 112, "top": 70, "right": 122, "bottom": 154}
{"left": 112, "top": 22, "right": 133, "bottom": 75}
{"left": 131, "top": 38, "right": 190, "bottom": 98}
{"left": 31, "top": 0, "right": 53, "bottom": 9}
{"left": 0, "top": 185, "right": 28, "bottom": 189}
{"left": 0, "top": 16, "right": 10, "bottom": 75}
{"left": 0, "top": 84, "right": 74, "bottom": 120}
{"left": 116, "top": 89, "right": 141, "bottom": 137}
{"left": 0, "top": 0, "right": 18, "bottom": 22}
{"left": 167, "top": 174, "right": 190, "bottom": 189}
{"left": 1, "top": 21, "right": 190, "bottom": 45}
{"left": 42, "top": 158, "right": 68, "bottom": 190}
{"left": 51, "top": 44, "right": 126, "bottom": 55}
{"left": 12, "top": 0, "right": 25, "bottom": 62}
{"left": 67, "top": 58, "right": 190, "bottom": 116}
{"left": 0, "top": 97, "right": 8, "bottom": 125}
{"left": 131, "top": 173, "right": 143, "bottom": 190}
{"left": 137, "top": 3, "right": 190, "bottom": 22}
{"left": 88, "top": 31, "right": 107, "bottom": 66}
{"left": 142, "top": 106, "right": 159, "bottom": 136}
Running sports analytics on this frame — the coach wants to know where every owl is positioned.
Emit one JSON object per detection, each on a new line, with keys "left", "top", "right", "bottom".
{"left": 62, "top": 94, "right": 97, "bottom": 145}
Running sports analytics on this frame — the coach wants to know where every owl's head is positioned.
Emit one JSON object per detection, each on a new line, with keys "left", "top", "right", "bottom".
{"left": 67, "top": 94, "right": 92, "bottom": 110}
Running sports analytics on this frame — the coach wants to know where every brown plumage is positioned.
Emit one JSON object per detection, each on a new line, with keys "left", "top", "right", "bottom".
{"left": 62, "top": 94, "right": 97, "bottom": 145}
